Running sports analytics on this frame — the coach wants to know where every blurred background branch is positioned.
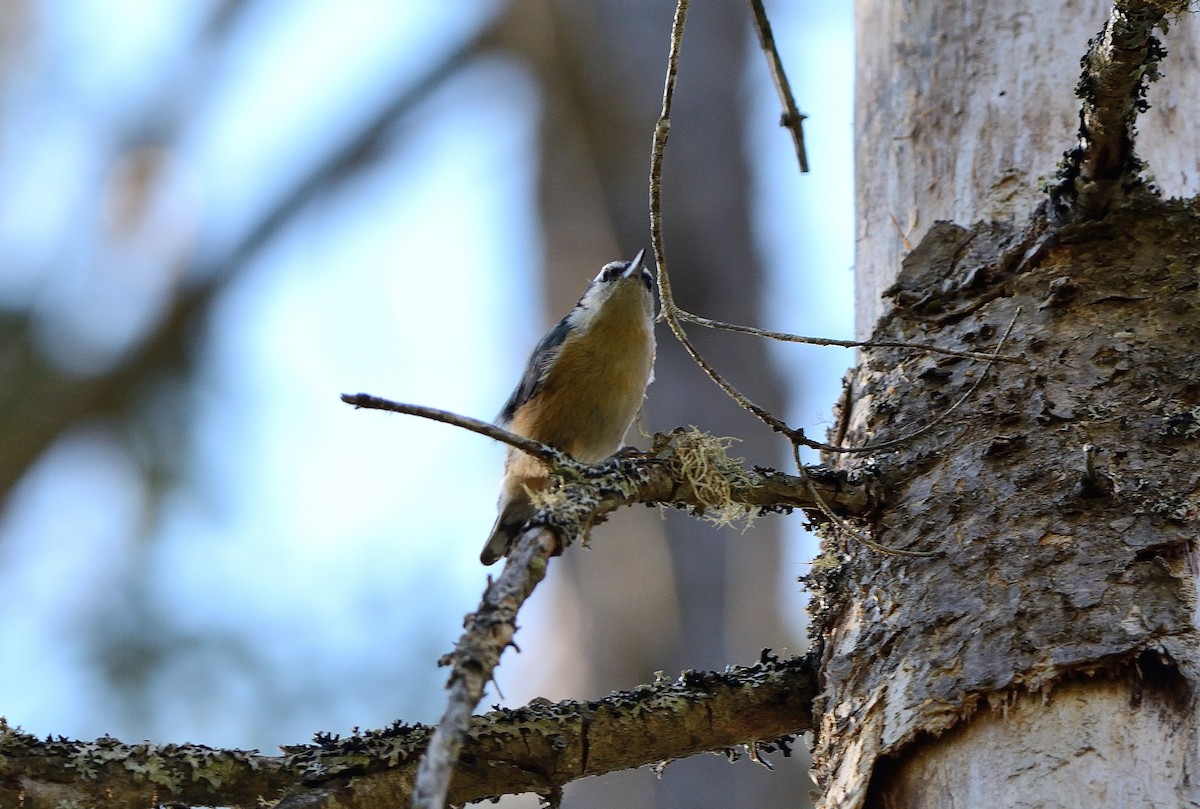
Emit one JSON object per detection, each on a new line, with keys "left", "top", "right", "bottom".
{"left": 0, "top": 1, "right": 851, "bottom": 806}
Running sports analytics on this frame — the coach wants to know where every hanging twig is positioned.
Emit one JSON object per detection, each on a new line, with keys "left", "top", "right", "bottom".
{"left": 648, "top": 0, "right": 688, "bottom": 312}
{"left": 801, "top": 307, "right": 1022, "bottom": 454}
{"left": 747, "top": 0, "right": 809, "bottom": 172}
{"left": 650, "top": 0, "right": 800, "bottom": 441}
{"left": 650, "top": 1, "right": 1024, "bottom": 454}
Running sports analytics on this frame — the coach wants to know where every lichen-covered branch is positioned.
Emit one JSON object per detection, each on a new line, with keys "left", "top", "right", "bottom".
{"left": 1050, "top": 0, "right": 1187, "bottom": 219}
{"left": 339, "top": 394, "right": 878, "bottom": 521}
{"left": 296, "top": 652, "right": 816, "bottom": 807}
{"left": 410, "top": 526, "right": 558, "bottom": 809}
{"left": 397, "top": 424, "right": 860, "bottom": 808}
{"left": 0, "top": 724, "right": 281, "bottom": 809}
{"left": 0, "top": 654, "right": 816, "bottom": 808}
{"left": 604, "top": 428, "right": 874, "bottom": 519}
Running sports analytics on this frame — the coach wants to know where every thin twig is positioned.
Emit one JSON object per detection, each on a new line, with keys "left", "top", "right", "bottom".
{"left": 340, "top": 393, "right": 577, "bottom": 470}
{"left": 657, "top": 289, "right": 797, "bottom": 438}
{"left": 791, "top": 442, "right": 939, "bottom": 558}
{"left": 674, "top": 308, "right": 1026, "bottom": 364}
{"left": 747, "top": 0, "right": 808, "bottom": 172}
{"left": 803, "top": 307, "right": 1022, "bottom": 454}
{"left": 649, "top": 0, "right": 687, "bottom": 313}
{"left": 410, "top": 526, "right": 559, "bottom": 809}
{"left": 650, "top": 2, "right": 1023, "bottom": 452}
{"left": 650, "top": 0, "right": 798, "bottom": 440}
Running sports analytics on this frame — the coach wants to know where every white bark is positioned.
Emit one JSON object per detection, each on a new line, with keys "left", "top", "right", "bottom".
{"left": 854, "top": 0, "right": 1200, "bottom": 337}
{"left": 874, "top": 678, "right": 1200, "bottom": 808}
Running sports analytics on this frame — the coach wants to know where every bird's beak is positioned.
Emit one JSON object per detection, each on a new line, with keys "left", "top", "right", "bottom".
{"left": 624, "top": 248, "right": 647, "bottom": 278}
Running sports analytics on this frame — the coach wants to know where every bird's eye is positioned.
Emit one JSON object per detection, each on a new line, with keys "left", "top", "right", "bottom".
{"left": 599, "top": 262, "right": 626, "bottom": 282}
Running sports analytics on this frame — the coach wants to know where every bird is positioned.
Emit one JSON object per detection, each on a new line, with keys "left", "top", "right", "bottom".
{"left": 480, "top": 249, "right": 656, "bottom": 565}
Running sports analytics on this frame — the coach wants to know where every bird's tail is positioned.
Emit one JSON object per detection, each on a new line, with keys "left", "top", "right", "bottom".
{"left": 479, "top": 489, "right": 537, "bottom": 565}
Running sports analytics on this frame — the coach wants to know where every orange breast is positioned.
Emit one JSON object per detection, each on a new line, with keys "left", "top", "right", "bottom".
{"left": 506, "top": 283, "right": 654, "bottom": 471}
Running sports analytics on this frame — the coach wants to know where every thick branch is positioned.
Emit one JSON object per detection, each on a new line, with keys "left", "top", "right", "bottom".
{"left": 1050, "top": 0, "right": 1186, "bottom": 219}
{"left": 1, "top": 654, "right": 817, "bottom": 808}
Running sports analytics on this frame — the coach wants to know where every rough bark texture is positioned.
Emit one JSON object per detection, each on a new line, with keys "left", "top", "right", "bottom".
{"left": 811, "top": 199, "right": 1200, "bottom": 807}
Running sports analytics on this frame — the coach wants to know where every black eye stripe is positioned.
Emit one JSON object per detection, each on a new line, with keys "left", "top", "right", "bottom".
{"left": 596, "top": 257, "right": 652, "bottom": 287}
{"left": 600, "top": 263, "right": 626, "bottom": 282}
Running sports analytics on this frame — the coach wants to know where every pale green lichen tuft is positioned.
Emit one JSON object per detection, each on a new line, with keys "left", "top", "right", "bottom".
{"left": 663, "top": 428, "right": 757, "bottom": 529}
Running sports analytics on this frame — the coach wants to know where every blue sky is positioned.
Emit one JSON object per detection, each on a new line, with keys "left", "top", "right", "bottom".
{"left": 0, "top": 0, "right": 853, "bottom": 752}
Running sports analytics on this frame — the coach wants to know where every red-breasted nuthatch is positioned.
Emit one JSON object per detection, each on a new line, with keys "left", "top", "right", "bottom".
{"left": 480, "top": 249, "right": 656, "bottom": 565}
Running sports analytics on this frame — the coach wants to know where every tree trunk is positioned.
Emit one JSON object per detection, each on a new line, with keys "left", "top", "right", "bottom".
{"left": 813, "top": 2, "right": 1200, "bottom": 806}
{"left": 853, "top": 0, "right": 1200, "bottom": 335}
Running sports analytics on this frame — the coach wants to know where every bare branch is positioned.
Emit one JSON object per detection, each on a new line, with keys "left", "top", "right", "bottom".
{"left": 340, "top": 393, "right": 577, "bottom": 470}
{"left": 674, "top": 308, "right": 1027, "bottom": 364}
{"left": 652, "top": 245, "right": 1023, "bottom": 454}
{"left": 648, "top": 0, "right": 1024, "bottom": 455}
{"left": 650, "top": 2, "right": 801, "bottom": 442}
{"left": 655, "top": 287, "right": 798, "bottom": 439}
{"left": 648, "top": 0, "right": 688, "bottom": 286}
{"left": 1049, "top": 0, "right": 1187, "bottom": 219}
{"left": 747, "top": 0, "right": 809, "bottom": 173}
